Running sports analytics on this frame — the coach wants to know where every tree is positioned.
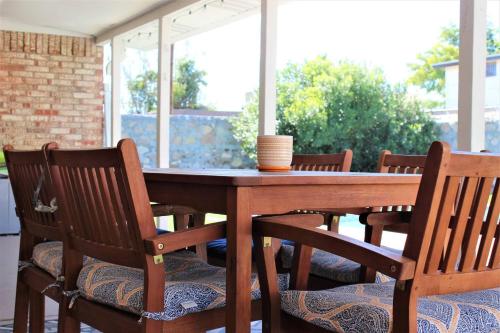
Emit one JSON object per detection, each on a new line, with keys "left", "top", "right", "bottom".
{"left": 128, "top": 70, "right": 158, "bottom": 114}
{"left": 408, "top": 24, "right": 500, "bottom": 95}
{"left": 231, "top": 57, "right": 440, "bottom": 171}
{"left": 127, "top": 57, "right": 207, "bottom": 114}
{"left": 173, "top": 58, "right": 207, "bottom": 109}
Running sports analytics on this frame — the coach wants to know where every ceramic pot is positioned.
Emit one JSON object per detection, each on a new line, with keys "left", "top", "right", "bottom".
{"left": 257, "top": 135, "right": 293, "bottom": 171}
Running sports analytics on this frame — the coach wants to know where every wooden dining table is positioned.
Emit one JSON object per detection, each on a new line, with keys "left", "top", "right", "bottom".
{"left": 143, "top": 169, "right": 421, "bottom": 333}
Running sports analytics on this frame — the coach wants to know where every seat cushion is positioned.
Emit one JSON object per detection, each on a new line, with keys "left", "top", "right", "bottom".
{"left": 206, "top": 238, "right": 232, "bottom": 258}
{"left": 77, "top": 250, "right": 289, "bottom": 321}
{"left": 207, "top": 238, "right": 295, "bottom": 259}
{"left": 32, "top": 241, "right": 96, "bottom": 278}
{"left": 280, "top": 244, "right": 398, "bottom": 284}
{"left": 32, "top": 241, "right": 64, "bottom": 278}
{"left": 281, "top": 282, "right": 500, "bottom": 332}
{"left": 32, "top": 229, "right": 171, "bottom": 278}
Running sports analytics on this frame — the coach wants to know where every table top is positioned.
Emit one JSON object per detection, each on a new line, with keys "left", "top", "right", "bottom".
{"left": 143, "top": 168, "right": 422, "bottom": 186}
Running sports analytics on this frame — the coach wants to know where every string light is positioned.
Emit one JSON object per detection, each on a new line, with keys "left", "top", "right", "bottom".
{"left": 125, "top": 0, "right": 227, "bottom": 44}
{"left": 171, "top": 0, "right": 225, "bottom": 24}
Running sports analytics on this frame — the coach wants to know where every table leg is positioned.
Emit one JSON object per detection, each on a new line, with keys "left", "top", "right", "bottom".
{"left": 226, "top": 187, "right": 252, "bottom": 333}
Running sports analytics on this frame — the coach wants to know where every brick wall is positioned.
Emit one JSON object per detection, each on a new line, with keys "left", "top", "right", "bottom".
{"left": 0, "top": 31, "right": 103, "bottom": 149}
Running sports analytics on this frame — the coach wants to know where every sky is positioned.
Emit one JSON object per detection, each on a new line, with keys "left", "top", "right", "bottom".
{"left": 171, "top": 0, "right": 500, "bottom": 111}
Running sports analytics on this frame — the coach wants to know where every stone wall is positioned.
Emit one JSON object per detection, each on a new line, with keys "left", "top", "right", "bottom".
{"left": 0, "top": 30, "right": 103, "bottom": 149}
{"left": 438, "top": 120, "right": 500, "bottom": 152}
{"left": 122, "top": 114, "right": 254, "bottom": 169}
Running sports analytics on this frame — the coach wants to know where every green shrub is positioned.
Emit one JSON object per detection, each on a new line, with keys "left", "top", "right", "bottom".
{"left": 231, "top": 57, "right": 440, "bottom": 171}
{"left": 0, "top": 151, "right": 5, "bottom": 166}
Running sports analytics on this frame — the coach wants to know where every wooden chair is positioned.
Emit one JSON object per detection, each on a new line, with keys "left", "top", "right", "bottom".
{"left": 253, "top": 141, "right": 500, "bottom": 332}
{"left": 3, "top": 143, "right": 62, "bottom": 333}
{"left": 289, "top": 151, "right": 353, "bottom": 232}
{"left": 277, "top": 150, "right": 427, "bottom": 288}
{"left": 45, "top": 139, "right": 287, "bottom": 332}
{"left": 204, "top": 150, "right": 353, "bottom": 267}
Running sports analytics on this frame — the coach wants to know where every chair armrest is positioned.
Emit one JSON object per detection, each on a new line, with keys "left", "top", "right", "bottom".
{"left": 253, "top": 219, "right": 415, "bottom": 281}
{"left": 254, "top": 214, "right": 324, "bottom": 229}
{"left": 359, "top": 211, "right": 413, "bottom": 226}
{"left": 150, "top": 204, "right": 199, "bottom": 217}
{"left": 144, "top": 222, "right": 226, "bottom": 255}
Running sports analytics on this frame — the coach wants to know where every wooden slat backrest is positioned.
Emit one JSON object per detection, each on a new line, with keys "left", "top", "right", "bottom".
{"left": 45, "top": 139, "right": 158, "bottom": 268}
{"left": 377, "top": 151, "right": 427, "bottom": 212}
{"left": 3, "top": 144, "right": 60, "bottom": 241}
{"left": 291, "top": 150, "right": 353, "bottom": 172}
{"left": 404, "top": 142, "right": 500, "bottom": 296}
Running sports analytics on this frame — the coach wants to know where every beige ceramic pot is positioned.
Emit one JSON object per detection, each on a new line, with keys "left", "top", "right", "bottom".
{"left": 257, "top": 135, "right": 293, "bottom": 171}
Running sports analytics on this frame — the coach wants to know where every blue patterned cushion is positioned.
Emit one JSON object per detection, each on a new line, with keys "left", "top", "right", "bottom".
{"left": 207, "top": 238, "right": 295, "bottom": 259}
{"left": 280, "top": 244, "right": 397, "bottom": 284}
{"left": 77, "top": 250, "right": 289, "bottom": 321}
{"left": 32, "top": 241, "right": 95, "bottom": 278}
{"left": 281, "top": 281, "right": 500, "bottom": 332}
{"left": 32, "top": 229, "right": 170, "bottom": 278}
{"left": 32, "top": 241, "right": 64, "bottom": 278}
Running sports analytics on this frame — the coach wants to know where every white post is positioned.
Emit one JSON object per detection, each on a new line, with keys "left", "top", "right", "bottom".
{"left": 157, "top": 16, "right": 172, "bottom": 168}
{"left": 258, "top": 0, "right": 278, "bottom": 135}
{"left": 111, "top": 36, "right": 124, "bottom": 146}
{"left": 457, "top": 0, "right": 487, "bottom": 151}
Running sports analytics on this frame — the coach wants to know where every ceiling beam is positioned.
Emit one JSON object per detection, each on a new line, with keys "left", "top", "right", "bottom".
{"left": 96, "top": 0, "right": 198, "bottom": 44}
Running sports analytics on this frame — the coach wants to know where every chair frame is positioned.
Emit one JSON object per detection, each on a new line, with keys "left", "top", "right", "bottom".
{"left": 45, "top": 139, "right": 261, "bottom": 332}
{"left": 290, "top": 150, "right": 353, "bottom": 232}
{"left": 274, "top": 150, "right": 427, "bottom": 288}
{"left": 3, "top": 143, "right": 61, "bottom": 333}
{"left": 253, "top": 141, "right": 500, "bottom": 332}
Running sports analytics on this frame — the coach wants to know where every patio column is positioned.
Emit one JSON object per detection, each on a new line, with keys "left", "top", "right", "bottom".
{"left": 258, "top": 0, "right": 278, "bottom": 135}
{"left": 157, "top": 16, "right": 172, "bottom": 168}
{"left": 111, "top": 36, "right": 125, "bottom": 146}
{"left": 457, "top": 0, "right": 487, "bottom": 151}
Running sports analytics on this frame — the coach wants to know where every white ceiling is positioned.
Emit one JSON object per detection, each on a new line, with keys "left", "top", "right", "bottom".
{"left": 0, "top": 0, "right": 175, "bottom": 37}
{"left": 0, "top": 0, "right": 261, "bottom": 45}
{"left": 121, "top": 0, "right": 260, "bottom": 49}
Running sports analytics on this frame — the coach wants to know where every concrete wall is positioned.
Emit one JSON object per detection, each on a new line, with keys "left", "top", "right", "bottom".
{"left": 122, "top": 113, "right": 254, "bottom": 169}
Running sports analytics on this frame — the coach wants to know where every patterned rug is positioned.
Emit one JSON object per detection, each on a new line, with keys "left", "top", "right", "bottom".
{"left": 0, "top": 319, "right": 97, "bottom": 332}
{"left": 0, "top": 319, "right": 262, "bottom": 332}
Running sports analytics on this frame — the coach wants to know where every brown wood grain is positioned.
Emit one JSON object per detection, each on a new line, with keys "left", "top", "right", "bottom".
{"left": 252, "top": 142, "right": 500, "bottom": 333}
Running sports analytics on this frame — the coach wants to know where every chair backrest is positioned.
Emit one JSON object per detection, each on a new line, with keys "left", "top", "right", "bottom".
{"left": 377, "top": 150, "right": 427, "bottom": 212}
{"left": 291, "top": 150, "right": 353, "bottom": 172}
{"left": 45, "top": 139, "right": 157, "bottom": 268}
{"left": 405, "top": 142, "right": 499, "bottom": 295}
{"left": 3, "top": 144, "right": 61, "bottom": 241}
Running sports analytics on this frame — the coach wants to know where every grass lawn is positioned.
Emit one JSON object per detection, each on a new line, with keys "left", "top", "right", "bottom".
{"left": 0, "top": 152, "right": 6, "bottom": 175}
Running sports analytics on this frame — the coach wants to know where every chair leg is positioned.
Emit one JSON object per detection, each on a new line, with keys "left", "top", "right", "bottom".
{"left": 173, "top": 214, "right": 190, "bottom": 231}
{"left": 192, "top": 213, "right": 208, "bottom": 261}
{"left": 326, "top": 215, "right": 340, "bottom": 233}
{"left": 57, "top": 297, "right": 79, "bottom": 333}
{"left": 13, "top": 279, "right": 29, "bottom": 333}
{"left": 393, "top": 283, "right": 417, "bottom": 333}
{"left": 28, "top": 288, "right": 45, "bottom": 333}
{"left": 360, "top": 225, "right": 383, "bottom": 282}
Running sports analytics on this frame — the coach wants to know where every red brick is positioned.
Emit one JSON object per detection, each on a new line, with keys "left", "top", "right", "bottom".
{"left": 0, "top": 64, "right": 25, "bottom": 71}
{"left": 0, "top": 29, "right": 103, "bottom": 149}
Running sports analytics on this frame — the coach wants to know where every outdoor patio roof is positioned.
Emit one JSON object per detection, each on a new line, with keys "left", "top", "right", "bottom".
{"left": 0, "top": 0, "right": 260, "bottom": 48}
{"left": 120, "top": 0, "right": 260, "bottom": 50}
{"left": 0, "top": 0, "right": 174, "bottom": 37}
